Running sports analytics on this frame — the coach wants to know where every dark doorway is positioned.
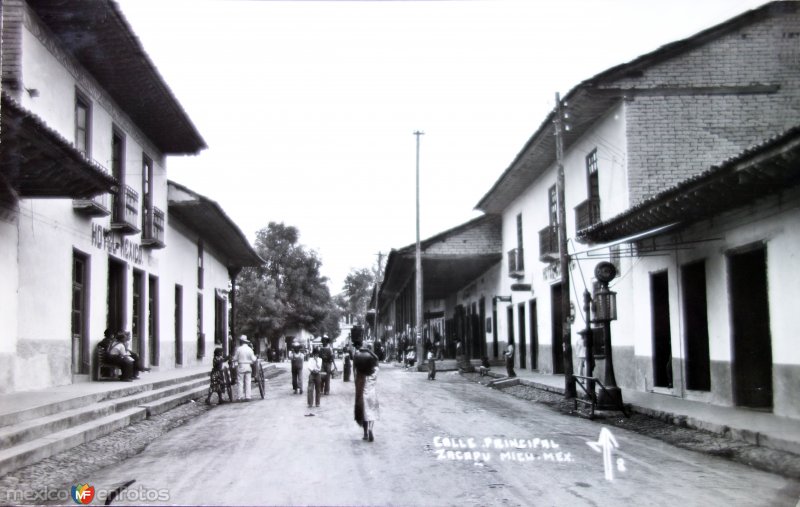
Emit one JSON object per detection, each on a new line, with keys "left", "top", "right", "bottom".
{"left": 175, "top": 284, "right": 183, "bottom": 365}
{"left": 517, "top": 303, "right": 527, "bottom": 369}
{"left": 215, "top": 292, "right": 227, "bottom": 348}
{"left": 650, "top": 271, "right": 673, "bottom": 388}
{"left": 492, "top": 303, "right": 499, "bottom": 358}
{"left": 106, "top": 257, "right": 126, "bottom": 335}
{"left": 132, "top": 269, "right": 145, "bottom": 360}
{"left": 729, "top": 246, "right": 773, "bottom": 409}
{"left": 71, "top": 251, "right": 90, "bottom": 375}
{"left": 506, "top": 305, "right": 514, "bottom": 352}
{"left": 470, "top": 302, "right": 482, "bottom": 360}
{"left": 529, "top": 299, "right": 538, "bottom": 370}
{"left": 551, "top": 283, "right": 564, "bottom": 374}
{"left": 478, "top": 297, "right": 487, "bottom": 359}
{"left": 148, "top": 275, "right": 159, "bottom": 366}
{"left": 681, "top": 261, "right": 710, "bottom": 391}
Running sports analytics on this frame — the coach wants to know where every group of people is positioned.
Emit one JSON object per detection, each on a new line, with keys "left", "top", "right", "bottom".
{"left": 205, "top": 334, "right": 258, "bottom": 404}
{"left": 98, "top": 329, "right": 150, "bottom": 381}
{"left": 285, "top": 335, "right": 381, "bottom": 442}
{"left": 205, "top": 332, "right": 382, "bottom": 443}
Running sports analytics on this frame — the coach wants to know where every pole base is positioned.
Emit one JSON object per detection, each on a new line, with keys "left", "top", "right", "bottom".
{"left": 596, "top": 386, "right": 623, "bottom": 410}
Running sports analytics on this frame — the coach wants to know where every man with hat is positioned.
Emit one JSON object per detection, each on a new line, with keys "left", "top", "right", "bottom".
{"left": 234, "top": 335, "right": 257, "bottom": 401}
{"left": 319, "top": 335, "right": 335, "bottom": 395}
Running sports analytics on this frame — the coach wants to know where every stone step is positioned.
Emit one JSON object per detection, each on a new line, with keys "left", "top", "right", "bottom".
{"left": 0, "top": 378, "right": 207, "bottom": 451}
{"left": 0, "top": 371, "right": 209, "bottom": 429}
{"left": 0, "top": 376, "right": 210, "bottom": 477}
{"left": 0, "top": 406, "right": 147, "bottom": 477}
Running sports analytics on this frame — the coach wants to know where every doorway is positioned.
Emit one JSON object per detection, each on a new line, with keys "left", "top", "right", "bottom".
{"left": 148, "top": 275, "right": 159, "bottom": 366}
{"left": 506, "top": 305, "right": 515, "bottom": 356}
{"left": 729, "top": 246, "right": 773, "bottom": 409}
{"left": 681, "top": 261, "right": 710, "bottom": 391}
{"left": 517, "top": 302, "right": 527, "bottom": 369}
{"left": 650, "top": 271, "right": 673, "bottom": 388}
{"left": 174, "top": 284, "right": 183, "bottom": 365}
{"left": 71, "top": 251, "right": 90, "bottom": 375}
{"left": 551, "top": 283, "right": 564, "bottom": 374}
{"left": 132, "top": 269, "right": 145, "bottom": 360}
{"left": 529, "top": 299, "right": 538, "bottom": 370}
{"left": 106, "top": 257, "right": 126, "bottom": 335}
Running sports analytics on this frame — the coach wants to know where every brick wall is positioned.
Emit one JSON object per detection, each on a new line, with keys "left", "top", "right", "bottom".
{"left": 609, "top": 10, "right": 800, "bottom": 204}
{"left": 424, "top": 216, "right": 502, "bottom": 256}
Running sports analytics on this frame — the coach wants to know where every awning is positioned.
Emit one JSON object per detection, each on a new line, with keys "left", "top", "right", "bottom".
{"left": 378, "top": 215, "right": 502, "bottom": 306}
{"left": 0, "top": 93, "right": 118, "bottom": 198}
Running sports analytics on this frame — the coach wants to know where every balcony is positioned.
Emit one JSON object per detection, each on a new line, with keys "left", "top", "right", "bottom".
{"left": 538, "top": 225, "right": 559, "bottom": 262}
{"left": 574, "top": 197, "right": 601, "bottom": 231}
{"left": 142, "top": 206, "right": 166, "bottom": 249}
{"left": 73, "top": 192, "right": 110, "bottom": 217}
{"left": 72, "top": 158, "right": 112, "bottom": 217}
{"left": 507, "top": 247, "right": 524, "bottom": 279}
{"left": 111, "top": 184, "right": 140, "bottom": 235}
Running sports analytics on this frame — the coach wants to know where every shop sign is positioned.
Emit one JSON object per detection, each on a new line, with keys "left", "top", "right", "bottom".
{"left": 91, "top": 223, "right": 143, "bottom": 265}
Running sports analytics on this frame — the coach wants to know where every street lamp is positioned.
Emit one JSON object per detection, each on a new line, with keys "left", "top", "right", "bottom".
{"left": 591, "top": 261, "right": 622, "bottom": 409}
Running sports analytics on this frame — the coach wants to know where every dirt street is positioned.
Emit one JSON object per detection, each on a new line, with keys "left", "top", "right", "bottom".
{"left": 34, "top": 365, "right": 800, "bottom": 506}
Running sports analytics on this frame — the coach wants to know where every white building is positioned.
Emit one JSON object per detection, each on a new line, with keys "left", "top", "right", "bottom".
{"left": 0, "top": 0, "right": 261, "bottom": 393}
{"left": 475, "top": 1, "right": 800, "bottom": 418}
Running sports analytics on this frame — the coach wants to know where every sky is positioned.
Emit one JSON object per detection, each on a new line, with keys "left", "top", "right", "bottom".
{"left": 115, "top": 0, "right": 769, "bottom": 293}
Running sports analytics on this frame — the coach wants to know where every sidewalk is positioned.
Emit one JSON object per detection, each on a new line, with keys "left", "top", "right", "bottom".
{"left": 0, "top": 366, "right": 208, "bottom": 426}
{"left": 475, "top": 363, "right": 800, "bottom": 456}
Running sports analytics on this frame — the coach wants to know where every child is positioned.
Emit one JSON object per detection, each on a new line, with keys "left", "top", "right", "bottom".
{"left": 479, "top": 356, "right": 491, "bottom": 376}
{"left": 206, "top": 347, "right": 229, "bottom": 405}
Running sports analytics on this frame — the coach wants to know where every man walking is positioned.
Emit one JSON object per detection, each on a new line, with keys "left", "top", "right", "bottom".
{"left": 234, "top": 335, "right": 257, "bottom": 401}
{"left": 320, "top": 336, "right": 335, "bottom": 395}
{"left": 289, "top": 343, "right": 304, "bottom": 394}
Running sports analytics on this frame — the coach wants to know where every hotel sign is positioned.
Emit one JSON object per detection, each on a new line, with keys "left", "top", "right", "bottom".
{"left": 91, "top": 223, "right": 143, "bottom": 265}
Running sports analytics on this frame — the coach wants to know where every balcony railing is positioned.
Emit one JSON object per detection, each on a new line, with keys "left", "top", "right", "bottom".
{"left": 507, "top": 247, "right": 525, "bottom": 279}
{"left": 73, "top": 158, "right": 112, "bottom": 217}
{"left": 111, "top": 184, "right": 140, "bottom": 235}
{"left": 538, "top": 225, "right": 559, "bottom": 262}
{"left": 574, "top": 197, "right": 601, "bottom": 231}
{"left": 142, "top": 206, "right": 166, "bottom": 249}
{"left": 73, "top": 192, "right": 110, "bottom": 217}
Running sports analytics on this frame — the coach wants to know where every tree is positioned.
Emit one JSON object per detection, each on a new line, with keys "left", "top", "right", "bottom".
{"left": 343, "top": 267, "right": 375, "bottom": 325}
{"left": 236, "top": 222, "right": 335, "bottom": 344}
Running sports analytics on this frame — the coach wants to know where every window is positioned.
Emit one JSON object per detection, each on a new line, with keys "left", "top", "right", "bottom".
{"left": 548, "top": 185, "right": 558, "bottom": 225}
{"left": 141, "top": 154, "right": 153, "bottom": 232}
{"left": 75, "top": 92, "right": 91, "bottom": 157}
{"left": 586, "top": 148, "right": 599, "bottom": 199}
{"left": 516, "top": 213, "right": 523, "bottom": 250}
{"left": 197, "top": 241, "right": 204, "bottom": 289}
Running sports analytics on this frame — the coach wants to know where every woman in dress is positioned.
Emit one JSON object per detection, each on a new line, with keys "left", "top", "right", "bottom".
{"left": 353, "top": 339, "right": 380, "bottom": 442}
{"left": 206, "top": 346, "right": 229, "bottom": 405}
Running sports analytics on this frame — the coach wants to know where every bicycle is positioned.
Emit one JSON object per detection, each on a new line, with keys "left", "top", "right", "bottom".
{"left": 252, "top": 360, "right": 266, "bottom": 399}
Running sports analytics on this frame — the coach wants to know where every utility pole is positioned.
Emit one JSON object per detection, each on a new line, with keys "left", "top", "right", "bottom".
{"left": 554, "top": 93, "right": 576, "bottom": 399}
{"left": 373, "top": 251, "right": 383, "bottom": 345}
{"left": 414, "top": 130, "right": 424, "bottom": 365}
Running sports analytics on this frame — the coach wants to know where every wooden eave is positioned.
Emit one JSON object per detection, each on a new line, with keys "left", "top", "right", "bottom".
{"left": 25, "top": 0, "right": 206, "bottom": 155}
{"left": 577, "top": 126, "right": 800, "bottom": 244}
{"left": 378, "top": 215, "right": 502, "bottom": 306}
{"left": 167, "top": 181, "right": 264, "bottom": 269}
{"left": 0, "top": 93, "right": 118, "bottom": 198}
